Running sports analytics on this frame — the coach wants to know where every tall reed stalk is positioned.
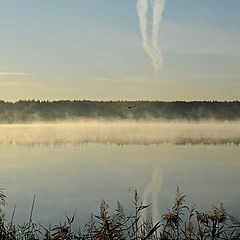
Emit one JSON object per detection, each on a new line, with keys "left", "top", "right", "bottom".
{"left": 0, "top": 187, "right": 239, "bottom": 240}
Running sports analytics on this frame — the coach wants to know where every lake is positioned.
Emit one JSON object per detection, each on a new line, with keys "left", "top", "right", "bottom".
{"left": 0, "top": 121, "right": 239, "bottom": 228}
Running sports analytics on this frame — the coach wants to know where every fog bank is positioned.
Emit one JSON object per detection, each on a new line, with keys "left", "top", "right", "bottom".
{"left": 0, "top": 120, "right": 239, "bottom": 146}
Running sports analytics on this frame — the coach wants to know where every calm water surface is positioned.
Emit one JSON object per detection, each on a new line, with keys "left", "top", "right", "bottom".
{"left": 0, "top": 144, "right": 239, "bottom": 227}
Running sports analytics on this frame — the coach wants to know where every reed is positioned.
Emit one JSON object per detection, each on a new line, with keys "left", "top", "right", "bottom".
{"left": 0, "top": 187, "right": 239, "bottom": 240}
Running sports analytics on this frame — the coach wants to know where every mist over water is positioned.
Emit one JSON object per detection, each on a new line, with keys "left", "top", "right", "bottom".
{"left": 0, "top": 120, "right": 239, "bottom": 146}
{"left": 0, "top": 121, "right": 239, "bottom": 226}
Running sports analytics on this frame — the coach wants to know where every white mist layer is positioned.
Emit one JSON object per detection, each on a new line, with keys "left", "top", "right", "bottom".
{"left": 0, "top": 120, "right": 239, "bottom": 146}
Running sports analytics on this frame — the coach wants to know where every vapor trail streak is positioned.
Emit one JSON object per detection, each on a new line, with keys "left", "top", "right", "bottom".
{"left": 136, "top": 0, "right": 155, "bottom": 66}
{"left": 152, "top": 0, "right": 166, "bottom": 73}
{"left": 137, "top": 0, "right": 166, "bottom": 74}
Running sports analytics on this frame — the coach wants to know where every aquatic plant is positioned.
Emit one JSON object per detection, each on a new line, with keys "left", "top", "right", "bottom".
{"left": 0, "top": 187, "right": 239, "bottom": 239}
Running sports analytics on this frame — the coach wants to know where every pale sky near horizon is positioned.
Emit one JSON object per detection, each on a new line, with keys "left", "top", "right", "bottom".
{"left": 0, "top": 0, "right": 240, "bottom": 101}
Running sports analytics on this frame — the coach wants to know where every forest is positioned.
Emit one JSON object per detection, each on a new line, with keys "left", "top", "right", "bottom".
{"left": 0, "top": 100, "right": 239, "bottom": 123}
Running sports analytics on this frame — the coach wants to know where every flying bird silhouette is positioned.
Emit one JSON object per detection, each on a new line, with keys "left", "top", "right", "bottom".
{"left": 126, "top": 105, "right": 136, "bottom": 109}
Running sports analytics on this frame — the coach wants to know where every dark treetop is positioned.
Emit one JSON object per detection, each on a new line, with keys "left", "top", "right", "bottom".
{"left": 0, "top": 100, "right": 239, "bottom": 123}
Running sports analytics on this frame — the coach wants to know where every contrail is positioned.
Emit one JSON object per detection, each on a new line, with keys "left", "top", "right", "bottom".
{"left": 136, "top": 0, "right": 155, "bottom": 68}
{"left": 152, "top": 0, "right": 166, "bottom": 73}
{"left": 137, "top": 0, "right": 166, "bottom": 74}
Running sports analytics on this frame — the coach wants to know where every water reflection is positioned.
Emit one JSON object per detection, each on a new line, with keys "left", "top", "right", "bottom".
{"left": 0, "top": 144, "right": 239, "bottom": 228}
{"left": 143, "top": 167, "right": 162, "bottom": 224}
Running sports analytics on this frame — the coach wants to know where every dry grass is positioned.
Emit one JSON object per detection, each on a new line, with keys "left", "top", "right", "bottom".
{"left": 0, "top": 187, "right": 240, "bottom": 239}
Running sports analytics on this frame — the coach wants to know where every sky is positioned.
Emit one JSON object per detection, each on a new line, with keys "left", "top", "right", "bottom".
{"left": 0, "top": 0, "right": 240, "bottom": 101}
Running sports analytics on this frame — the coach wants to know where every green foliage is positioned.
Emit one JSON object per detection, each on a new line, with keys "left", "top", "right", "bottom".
{"left": 0, "top": 100, "right": 239, "bottom": 122}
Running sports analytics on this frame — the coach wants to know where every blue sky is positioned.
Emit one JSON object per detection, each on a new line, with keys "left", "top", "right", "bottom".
{"left": 0, "top": 0, "right": 240, "bottom": 101}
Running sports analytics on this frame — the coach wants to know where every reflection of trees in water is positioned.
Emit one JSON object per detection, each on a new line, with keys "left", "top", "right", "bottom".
{"left": 1, "top": 139, "right": 240, "bottom": 147}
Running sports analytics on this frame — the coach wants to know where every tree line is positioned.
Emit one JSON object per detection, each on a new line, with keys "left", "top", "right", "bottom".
{"left": 0, "top": 100, "right": 239, "bottom": 122}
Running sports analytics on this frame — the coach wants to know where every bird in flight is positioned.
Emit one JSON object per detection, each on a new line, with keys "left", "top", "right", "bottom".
{"left": 126, "top": 105, "right": 136, "bottom": 109}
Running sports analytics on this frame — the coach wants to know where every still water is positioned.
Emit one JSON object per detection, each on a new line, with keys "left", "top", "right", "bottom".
{"left": 0, "top": 143, "right": 240, "bottom": 227}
